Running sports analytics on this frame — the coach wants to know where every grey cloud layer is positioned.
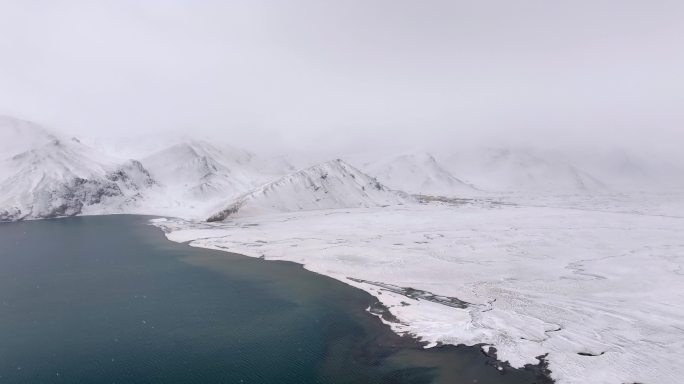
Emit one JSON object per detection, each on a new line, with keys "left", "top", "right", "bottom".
{"left": 0, "top": 0, "right": 682, "bottom": 154}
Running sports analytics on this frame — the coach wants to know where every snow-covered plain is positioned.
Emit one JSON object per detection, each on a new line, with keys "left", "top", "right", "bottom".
{"left": 153, "top": 196, "right": 684, "bottom": 384}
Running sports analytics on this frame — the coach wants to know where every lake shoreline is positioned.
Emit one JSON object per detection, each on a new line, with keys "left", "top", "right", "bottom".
{"left": 0, "top": 214, "right": 553, "bottom": 383}
{"left": 150, "top": 215, "right": 555, "bottom": 383}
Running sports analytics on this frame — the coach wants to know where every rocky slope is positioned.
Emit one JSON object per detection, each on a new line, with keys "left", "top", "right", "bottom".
{"left": 0, "top": 117, "right": 156, "bottom": 221}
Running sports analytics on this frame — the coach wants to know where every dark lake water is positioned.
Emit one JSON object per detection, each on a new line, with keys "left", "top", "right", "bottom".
{"left": 0, "top": 215, "right": 551, "bottom": 383}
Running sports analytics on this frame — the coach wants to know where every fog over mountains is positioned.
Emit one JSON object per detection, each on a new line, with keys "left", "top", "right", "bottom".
{"left": 353, "top": 152, "right": 478, "bottom": 197}
{"left": 1, "top": 115, "right": 682, "bottom": 222}
{"left": 2, "top": 3, "right": 682, "bottom": 383}
{"left": 0, "top": 117, "right": 155, "bottom": 221}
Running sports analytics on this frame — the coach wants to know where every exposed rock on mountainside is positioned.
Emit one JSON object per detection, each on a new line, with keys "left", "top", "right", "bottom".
{"left": 0, "top": 117, "right": 157, "bottom": 221}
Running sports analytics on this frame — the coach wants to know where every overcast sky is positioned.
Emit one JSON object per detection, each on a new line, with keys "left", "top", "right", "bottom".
{"left": 0, "top": 0, "right": 682, "bottom": 154}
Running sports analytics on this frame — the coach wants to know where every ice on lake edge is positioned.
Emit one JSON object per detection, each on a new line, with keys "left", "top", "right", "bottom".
{"left": 152, "top": 195, "right": 684, "bottom": 384}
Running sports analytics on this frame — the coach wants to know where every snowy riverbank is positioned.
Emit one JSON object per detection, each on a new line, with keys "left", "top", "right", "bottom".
{"left": 152, "top": 195, "right": 684, "bottom": 384}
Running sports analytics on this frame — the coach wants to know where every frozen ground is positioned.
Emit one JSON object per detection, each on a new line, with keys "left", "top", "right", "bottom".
{"left": 153, "top": 194, "right": 684, "bottom": 384}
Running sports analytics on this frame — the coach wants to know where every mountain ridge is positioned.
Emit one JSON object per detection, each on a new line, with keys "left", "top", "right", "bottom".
{"left": 207, "top": 159, "right": 412, "bottom": 221}
{"left": 359, "top": 151, "right": 478, "bottom": 197}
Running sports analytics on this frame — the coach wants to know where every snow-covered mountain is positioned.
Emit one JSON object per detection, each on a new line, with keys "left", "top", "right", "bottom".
{"left": 207, "top": 159, "right": 411, "bottom": 221}
{"left": 141, "top": 140, "right": 267, "bottom": 201}
{"left": 358, "top": 152, "right": 477, "bottom": 197}
{"left": 569, "top": 148, "right": 684, "bottom": 191}
{"left": 3, "top": 115, "right": 682, "bottom": 222}
{"left": 0, "top": 117, "right": 156, "bottom": 221}
{"left": 0, "top": 116, "right": 349, "bottom": 222}
{"left": 444, "top": 147, "right": 607, "bottom": 193}
{"left": 0, "top": 116, "right": 58, "bottom": 161}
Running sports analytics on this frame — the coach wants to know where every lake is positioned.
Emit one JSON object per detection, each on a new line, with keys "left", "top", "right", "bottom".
{"left": 0, "top": 215, "right": 551, "bottom": 383}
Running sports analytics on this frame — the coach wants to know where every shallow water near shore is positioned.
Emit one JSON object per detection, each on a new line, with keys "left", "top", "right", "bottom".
{"left": 0, "top": 215, "right": 550, "bottom": 383}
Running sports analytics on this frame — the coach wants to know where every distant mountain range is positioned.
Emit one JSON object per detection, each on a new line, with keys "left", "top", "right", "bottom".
{"left": 356, "top": 152, "right": 478, "bottom": 197}
{"left": 444, "top": 147, "right": 607, "bottom": 193}
{"left": 1, "top": 115, "right": 682, "bottom": 221}
{"left": 444, "top": 146, "right": 684, "bottom": 193}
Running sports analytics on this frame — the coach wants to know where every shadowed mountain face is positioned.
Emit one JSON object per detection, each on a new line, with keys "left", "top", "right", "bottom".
{"left": 0, "top": 118, "right": 415, "bottom": 222}
{"left": 0, "top": 118, "right": 157, "bottom": 221}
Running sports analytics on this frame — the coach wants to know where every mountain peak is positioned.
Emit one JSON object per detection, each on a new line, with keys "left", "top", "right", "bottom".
{"left": 207, "top": 159, "right": 410, "bottom": 221}
{"left": 359, "top": 151, "right": 477, "bottom": 197}
{"left": 0, "top": 116, "right": 60, "bottom": 159}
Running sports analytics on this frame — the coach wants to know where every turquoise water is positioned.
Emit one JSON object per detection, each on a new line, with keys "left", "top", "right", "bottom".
{"left": 0, "top": 215, "right": 550, "bottom": 383}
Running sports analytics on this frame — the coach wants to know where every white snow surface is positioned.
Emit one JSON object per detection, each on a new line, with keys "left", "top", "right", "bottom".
{"left": 0, "top": 115, "right": 58, "bottom": 161}
{"left": 356, "top": 152, "right": 478, "bottom": 197}
{"left": 442, "top": 146, "right": 684, "bottom": 194}
{"left": 444, "top": 147, "right": 608, "bottom": 193}
{"left": 0, "top": 117, "right": 158, "bottom": 220}
{"left": 154, "top": 196, "right": 684, "bottom": 384}
{"left": 0, "top": 117, "right": 303, "bottom": 220}
{"left": 0, "top": 118, "right": 409, "bottom": 221}
{"left": 207, "top": 159, "right": 411, "bottom": 220}
{"left": 141, "top": 140, "right": 271, "bottom": 202}
{"left": 4, "top": 115, "right": 684, "bottom": 383}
